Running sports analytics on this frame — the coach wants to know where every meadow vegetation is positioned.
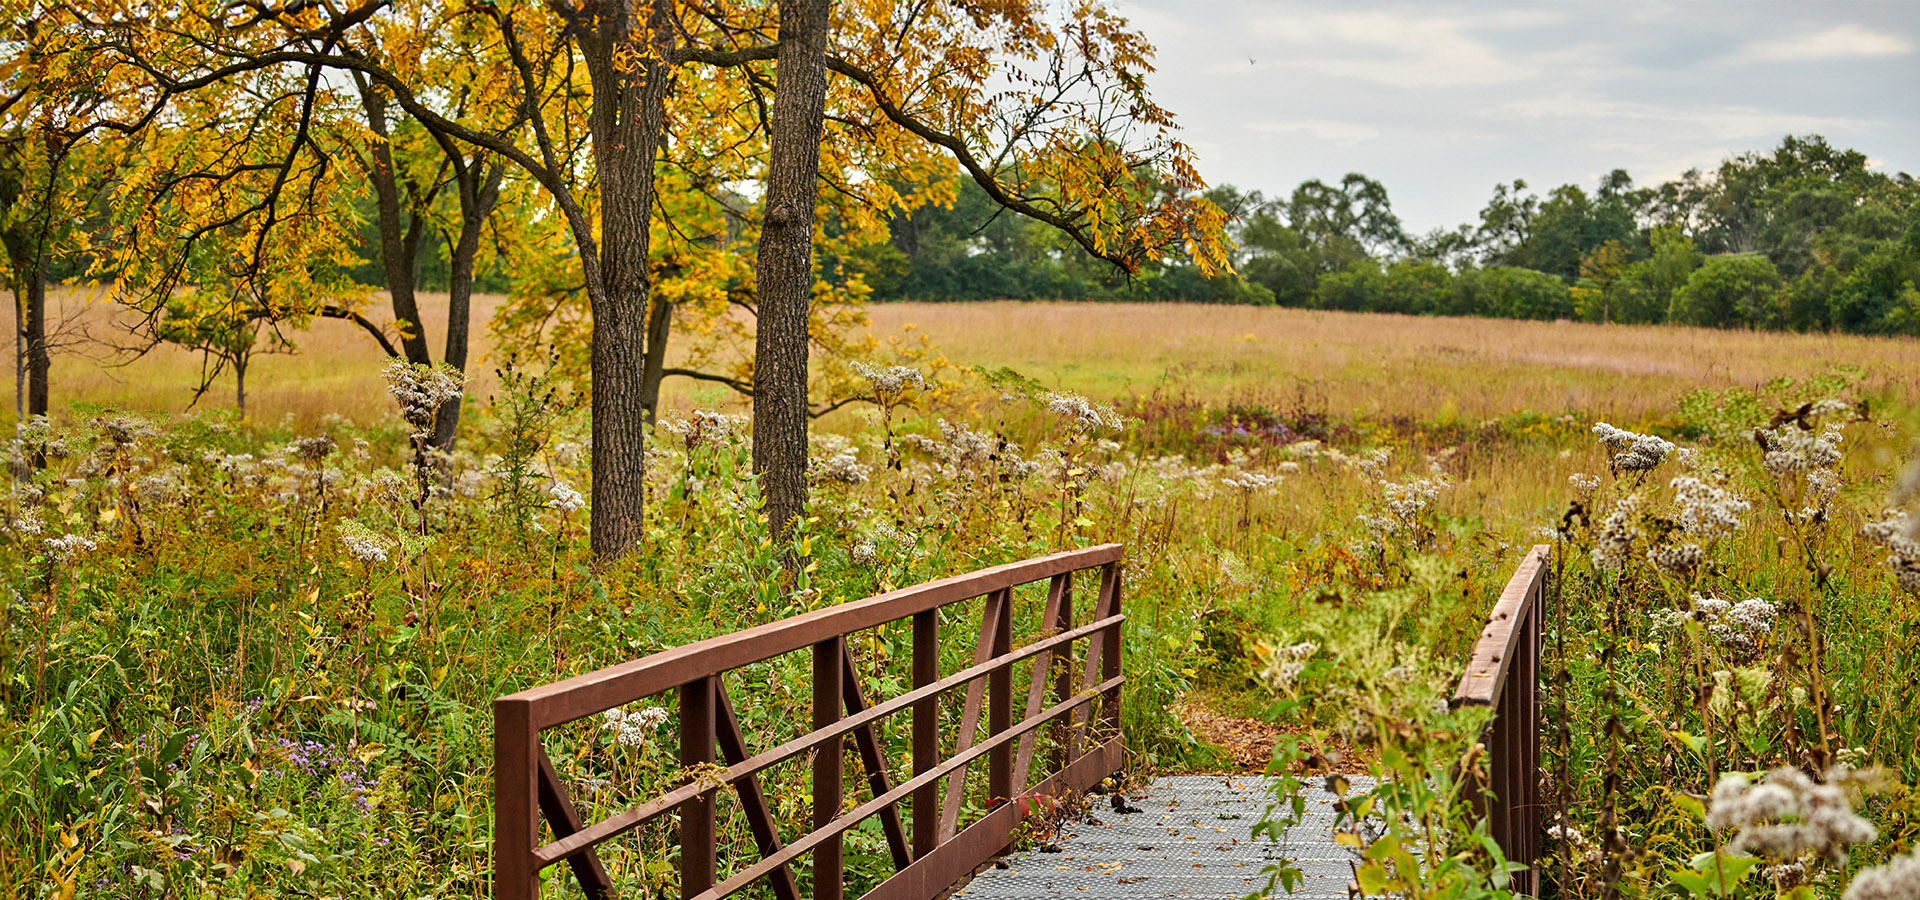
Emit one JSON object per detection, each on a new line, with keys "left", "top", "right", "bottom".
{"left": 6, "top": 304, "right": 1920, "bottom": 899}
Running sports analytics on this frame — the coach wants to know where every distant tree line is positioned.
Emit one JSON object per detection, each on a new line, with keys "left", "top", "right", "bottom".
{"left": 851, "top": 135, "right": 1920, "bottom": 335}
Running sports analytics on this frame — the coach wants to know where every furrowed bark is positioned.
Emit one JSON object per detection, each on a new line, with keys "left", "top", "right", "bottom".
{"left": 752, "top": 0, "right": 832, "bottom": 546}
{"left": 575, "top": 0, "right": 677, "bottom": 561}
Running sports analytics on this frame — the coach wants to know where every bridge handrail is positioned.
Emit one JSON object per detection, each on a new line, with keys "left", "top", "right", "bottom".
{"left": 494, "top": 543, "right": 1128, "bottom": 900}
{"left": 1453, "top": 543, "right": 1551, "bottom": 896}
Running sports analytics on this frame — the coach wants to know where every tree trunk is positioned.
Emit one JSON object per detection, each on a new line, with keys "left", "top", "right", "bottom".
{"left": 355, "top": 83, "right": 431, "bottom": 367}
{"left": 752, "top": 0, "right": 833, "bottom": 543}
{"left": 578, "top": 0, "right": 677, "bottom": 561}
{"left": 20, "top": 254, "right": 46, "bottom": 418}
{"left": 234, "top": 352, "right": 248, "bottom": 418}
{"left": 430, "top": 160, "right": 505, "bottom": 451}
{"left": 639, "top": 294, "right": 672, "bottom": 427}
{"left": 12, "top": 282, "right": 22, "bottom": 421}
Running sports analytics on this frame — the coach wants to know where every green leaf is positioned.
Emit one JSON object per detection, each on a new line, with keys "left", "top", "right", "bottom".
{"left": 1355, "top": 862, "right": 1390, "bottom": 895}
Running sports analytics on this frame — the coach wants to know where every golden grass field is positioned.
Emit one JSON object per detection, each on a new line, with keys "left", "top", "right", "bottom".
{"left": 27, "top": 289, "right": 1920, "bottom": 429}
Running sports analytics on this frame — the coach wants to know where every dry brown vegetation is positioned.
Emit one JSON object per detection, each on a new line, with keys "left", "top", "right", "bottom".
{"left": 25, "top": 294, "right": 1920, "bottom": 431}
{"left": 864, "top": 302, "right": 1920, "bottom": 421}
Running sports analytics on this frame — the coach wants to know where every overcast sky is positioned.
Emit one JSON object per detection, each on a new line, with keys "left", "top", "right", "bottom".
{"left": 1112, "top": 1, "right": 1920, "bottom": 234}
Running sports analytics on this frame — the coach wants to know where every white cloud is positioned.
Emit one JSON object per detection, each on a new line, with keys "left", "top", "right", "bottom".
{"left": 1247, "top": 119, "right": 1382, "bottom": 145}
{"left": 1484, "top": 93, "right": 1866, "bottom": 141}
{"left": 1246, "top": 10, "right": 1555, "bottom": 87}
{"left": 1740, "top": 23, "right": 1913, "bottom": 62}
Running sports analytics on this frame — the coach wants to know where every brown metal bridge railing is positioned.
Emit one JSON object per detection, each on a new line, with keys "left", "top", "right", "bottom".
{"left": 493, "top": 544, "right": 1127, "bottom": 900}
{"left": 1453, "top": 544, "right": 1551, "bottom": 896}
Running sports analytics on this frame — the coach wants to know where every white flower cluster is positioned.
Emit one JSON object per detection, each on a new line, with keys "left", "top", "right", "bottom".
{"left": 1707, "top": 767, "right": 1877, "bottom": 866}
{"left": 1044, "top": 392, "right": 1123, "bottom": 433}
{"left": 1328, "top": 446, "right": 1391, "bottom": 479}
{"left": 1593, "top": 422, "right": 1676, "bottom": 473}
{"left": 1761, "top": 424, "right": 1844, "bottom": 478}
{"left": 1845, "top": 847, "right": 1920, "bottom": 900}
{"left": 382, "top": 360, "right": 465, "bottom": 437}
{"left": 548, "top": 479, "right": 586, "bottom": 514}
{"left": 1692, "top": 595, "right": 1778, "bottom": 653}
{"left": 1282, "top": 440, "right": 1323, "bottom": 460}
{"left": 137, "top": 470, "right": 186, "bottom": 507}
{"left": 852, "top": 362, "right": 924, "bottom": 396}
{"left": 1648, "top": 542, "right": 1704, "bottom": 576}
{"left": 1864, "top": 511, "right": 1920, "bottom": 593}
{"left": 811, "top": 434, "right": 872, "bottom": 486}
{"left": 13, "top": 509, "right": 43, "bottom": 536}
{"left": 96, "top": 414, "right": 157, "bottom": 446}
{"left": 935, "top": 419, "right": 1000, "bottom": 467}
{"left": 1569, "top": 473, "right": 1602, "bottom": 500}
{"left": 1592, "top": 494, "right": 1643, "bottom": 571}
{"left": 1258, "top": 640, "right": 1318, "bottom": 689}
{"left": 44, "top": 533, "right": 97, "bottom": 562}
{"left": 850, "top": 541, "right": 879, "bottom": 565}
{"left": 1382, "top": 478, "right": 1445, "bottom": 520}
{"left": 291, "top": 436, "right": 336, "bottom": 462}
{"left": 1222, "top": 472, "right": 1282, "bottom": 494}
{"left": 658, "top": 409, "right": 744, "bottom": 451}
{"left": 601, "top": 705, "right": 671, "bottom": 749}
{"left": 1673, "top": 477, "right": 1751, "bottom": 539}
{"left": 338, "top": 520, "right": 391, "bottom": 565}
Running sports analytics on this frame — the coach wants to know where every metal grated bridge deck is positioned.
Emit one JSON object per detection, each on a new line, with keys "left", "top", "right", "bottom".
{"left": 952, "top": 775, "right": 1375, "bottom": 900}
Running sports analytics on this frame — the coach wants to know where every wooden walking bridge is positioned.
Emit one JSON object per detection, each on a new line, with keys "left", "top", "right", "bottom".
{"left": 492, "top": 544, "right": 1551, "bottom": 899}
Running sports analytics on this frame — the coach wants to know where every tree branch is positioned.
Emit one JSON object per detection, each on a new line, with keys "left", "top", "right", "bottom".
{"left": 318, "top": 305, "right": 401, "bottom": 357}
{"left": 823, "top": 54, "right": 1138, "bottom": 273}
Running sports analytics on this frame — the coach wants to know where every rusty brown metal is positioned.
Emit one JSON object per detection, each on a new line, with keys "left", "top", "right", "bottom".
{"left": 715, "top": 682, "right": 801, "bottom": 900}
{"left": 681, "top": 675, "right": 718, "bottom": 897}
{"left": 1453, "top": 545, "right": 1551, "bottom": 896}
{"left": 940, "top": 587, "right": 1006, "bottom": 841}
{"left": 535, "top": 749, "right": 613, "bottom": 899}
{"left": 1012, "top": 574, "right": 1070, "bottom": 795}
{"left": 492, "top": 543, "right": 1127, "bottom": 900}
{"left": 841, "top": 647, "right": 913, "bottom": 869}
{"left": 528, "top": 614, "right": 1123, "bottom": 869}
{"left": 911, "top": 609, "right": 939, "bottom": 859}
{"left": 814, "top": 638, "right": 845, "bottom": 900}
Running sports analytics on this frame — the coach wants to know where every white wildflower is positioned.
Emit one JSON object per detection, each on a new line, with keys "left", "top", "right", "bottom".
{"left": 1707, "top": 767, "right": 1877, "bottom": 866}
{"left": 1044, "top": 392, "right": 1123, "bottom": 433}
{"left": 602, "top": 705, "right": 671, "bottom": 749}
{"left": 43, "top": 533, "right": 97, "bottom": 562}
{"left": 1593, "top": 422, "right": 1676, "bottom": 473}
{"left": 1761, "top": 424, "right": 1844, "bottom": 478}
{"left": 1223, "top": 472, "right": 1282, "bottom": 494}
{"left": 1569, "top": 473, "right": 1602, "bottom": 500}
{"left": 1863, "top": 511, "right": 1920, "bottom": 593}
{"left": 936, "top": 419, "right": 1001, "bottom": 467}
{"left": 337, "top": 521, "right": 391, "bottom": 565}
{"left": 852, "top": 362, "right": 924, "bottom": 396}
{"left": 382, "top": 361, "right": 466, "bottom": 436}
{"left": 1592, "top": 494, "right": 1643, "bottom": 571}
{"left": 1673, "top": 476, "right": 1750, "bottom": 539}
{"left": 1844, "top": 848, "right": 1920, "bottom": 900}
{"left": 658, "top": 409, "right": 743, "bottom": 451}
{"left": 12, "top": 509, "right": 43, "bottom": 536}
{"left": 549, "top": 479, "right": 586, "bottom": 514}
